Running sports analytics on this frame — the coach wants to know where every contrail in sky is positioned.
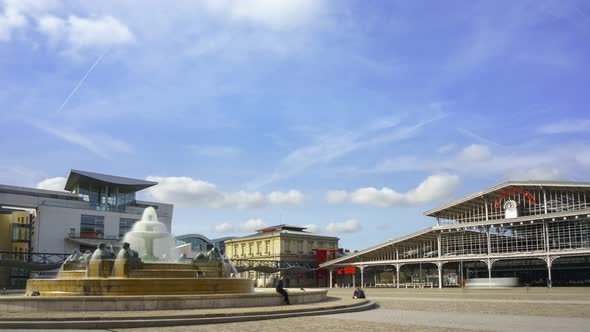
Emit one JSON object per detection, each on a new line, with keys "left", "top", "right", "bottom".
{"left": 56, "top": 48, "right": 110, "bottom": 113}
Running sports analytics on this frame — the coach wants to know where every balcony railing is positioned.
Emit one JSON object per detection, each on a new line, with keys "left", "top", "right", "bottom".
{"left": 67, "top": 231, "right": 119, "bottom": 240}
{"left": 40, "top": 200, "right": 171, "bottom": 218}
{"left": 0, "top": 251, "right": 69, "bottom": 264}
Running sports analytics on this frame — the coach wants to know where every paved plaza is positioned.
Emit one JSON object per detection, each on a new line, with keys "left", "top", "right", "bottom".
{"left": 4, "top": 287, "right": 590, "bottom": 331}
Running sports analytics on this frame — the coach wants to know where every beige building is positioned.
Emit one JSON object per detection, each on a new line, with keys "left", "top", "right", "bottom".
{"left": 0, "top": 208, "right": 32, "bottom": 288}
{"left": 225, "top": 224, "right": 339, "bottom": 288}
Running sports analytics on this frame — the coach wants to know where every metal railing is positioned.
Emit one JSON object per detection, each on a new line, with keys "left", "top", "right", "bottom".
{"left": 0, "top": 251, "right": 69, "bottom": 264}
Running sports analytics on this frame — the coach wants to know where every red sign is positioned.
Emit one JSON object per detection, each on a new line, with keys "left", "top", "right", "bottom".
{"left": 337, "top": 267, "right": 356, "bottom": 275}
{"left": 495, "top": 188, "right": 536, "bottom": 208}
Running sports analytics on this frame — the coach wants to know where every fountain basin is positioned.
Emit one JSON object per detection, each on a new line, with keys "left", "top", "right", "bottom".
{"left": 26, "top": 278, "right": 253, "bottom": 297}
{"left": 2, "top": 289, "right": 327, "bottom": 312}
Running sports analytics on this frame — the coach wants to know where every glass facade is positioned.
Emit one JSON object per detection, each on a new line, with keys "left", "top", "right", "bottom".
{"left": 74, "top": 183, "right": 136, "bottom": 212}
{"left": 177, "top": 236, "right": 214, "bottom": 253}
{"left": 119, "top": 218, "right": 137, "bottom": 238}
{"left": 80, "top": 214, "right": 105, "bottom": 238}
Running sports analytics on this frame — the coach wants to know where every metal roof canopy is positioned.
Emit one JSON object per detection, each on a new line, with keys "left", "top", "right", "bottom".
{"left": 64, "top": 169, "right": 157, "bottom": 193}
{"left": 424, "top": 180, "right": 590, "bottom": 220}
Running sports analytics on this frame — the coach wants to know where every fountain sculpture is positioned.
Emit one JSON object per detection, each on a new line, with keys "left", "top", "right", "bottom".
{"left": 26, "top": 207, "right": 253, "bottom": 296}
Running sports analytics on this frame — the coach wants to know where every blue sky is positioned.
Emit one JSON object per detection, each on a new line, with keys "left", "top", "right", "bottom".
{"left": 1, "top": 0, "right": 589, "bottom": 250}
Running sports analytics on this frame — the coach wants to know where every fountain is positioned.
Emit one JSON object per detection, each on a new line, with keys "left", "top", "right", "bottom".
{"left": 122, "top": 207, "right": 176, "bottom": 262}
{"left": 25, "top": 206, "right": 253, "bottom": 297}
{"left": 11, "top": 206, "right": 329, "bottom": 316}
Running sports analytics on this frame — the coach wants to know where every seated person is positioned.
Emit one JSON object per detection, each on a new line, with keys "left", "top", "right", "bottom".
{"left": 352, "top": 287, "right": 366, "bottom": 299}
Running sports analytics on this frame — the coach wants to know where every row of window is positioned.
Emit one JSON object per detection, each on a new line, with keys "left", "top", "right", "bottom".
{"left": 14, "top": 216, "right": 28, "bottom": 224}
{"left": 233, "top": 240, "right": 272, "bottom": 257}
{"left": 11, "top": 224, "right": 30, "bottom": 242}
{"left": 232, "top": 239, "right": 337, "bottom": 257}
{"left": 78, "top": 215, "right": 137, "bottom": 239}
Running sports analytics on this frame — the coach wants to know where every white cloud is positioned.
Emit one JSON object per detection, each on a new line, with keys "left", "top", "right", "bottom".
{"left": 1, "top": 2, "right": 133, "bottom": 55}
{"left": 145, "top": 176, "right": 223, "bottom": 208}
{"left": 302, "top": 223, "right": 320, "bottom": 233}
{"left": 38, "top": 15, "right": 135, "bottom": 54}
{"left": 0, "top": 0, "right": 61, "bottom": 41}
{"left": 239, "top": 218, "right": 267, "bottom": 232}
{"left": 203, "top": 0, "right": 322, "bottom": 31}
{"left": 36, "top": 176, "right": 67, "bottom": 191}
{"left": 0, "top": 6, "right": 26, "bottom": 41}
{"left": 326, "top": 174, "right": 461, "bottom": 207}
{"left": 223, "top": 191, "right": 267, "bottom": 209}
{"left": 214, "top": 222, "right": 235, "bottom": 233}
{"left": 145, "top": 176, "right": 305, "bottom": 209}
{"left": 325, "top": 219, "right": 361, "bottom": 233}
{"left": 268, "top": 190, "right": 305, "bottom": 207}
{"left": 537, "top": 119, "right": 590, "bottom": 134}
{"left": 459, "top": 144, "right": 491, "bottom": 162}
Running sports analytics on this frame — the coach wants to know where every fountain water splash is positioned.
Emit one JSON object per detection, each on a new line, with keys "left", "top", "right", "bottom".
{"left": 122, "top": 207, "right": 178, "bottom": 262}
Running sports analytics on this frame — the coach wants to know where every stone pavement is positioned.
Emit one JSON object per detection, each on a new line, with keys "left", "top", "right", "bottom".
{"left": 4, "top": 287, "right": 590, "bottom": 331}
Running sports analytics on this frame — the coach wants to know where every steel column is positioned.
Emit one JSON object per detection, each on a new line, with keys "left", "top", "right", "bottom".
{"left": 360, "top": 265, "right": 365, "bottom": 287}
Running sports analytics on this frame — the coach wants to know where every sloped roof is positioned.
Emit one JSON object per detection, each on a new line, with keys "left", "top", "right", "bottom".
{"left": 64, "top": 169, "right": 157, "bottom": 193}
{"left": 226, "top": 228, "right": 339, "bottom": 242}
{"left": 424, "top": 180, "right": 590, "bottom": 219}
{"left": 319, "top": 227, "right": 435, "bottom": 268}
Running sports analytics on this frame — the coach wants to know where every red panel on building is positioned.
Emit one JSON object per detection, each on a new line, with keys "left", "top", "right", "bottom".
{"left": 313, "top": 249, "right": 338, "bottom": 287}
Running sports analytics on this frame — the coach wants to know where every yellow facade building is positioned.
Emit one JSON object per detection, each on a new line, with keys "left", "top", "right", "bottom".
{"left": 0, "top": 208, "right": 32, "bottom": 288}
{"left": 225, "top": 224, "right": 339, "bottom": 288}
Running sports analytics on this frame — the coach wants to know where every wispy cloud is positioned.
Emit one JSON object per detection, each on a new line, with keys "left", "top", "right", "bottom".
{"left": 437, "top": 144, "right": 455, "bottom": 154}
{"left": 249, "top": 114, "right": 446, "bottom": 188}
{"left": 31, "top": 122, "right": 132, "bottom": 159}
{"left": 457, "top": 128, "right": 502, "bottom": 148}
{"left": 364, "top": 143, "right": 588, "bottom": 182}
{"left": 537, "top": 119, "right": 590, "bottom": 134}
{"left": 202, "top": 0, "right": 324, "bottom": 31}
{"left": 187, "top": 145, "right": 242, "bottom": 158}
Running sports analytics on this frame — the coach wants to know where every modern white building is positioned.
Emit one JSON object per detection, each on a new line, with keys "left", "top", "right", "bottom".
{"left": 0, "top": 169, "right": 173, "bottom": 255}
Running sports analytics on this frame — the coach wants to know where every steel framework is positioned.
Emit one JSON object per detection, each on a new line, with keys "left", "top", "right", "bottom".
{"left": 320, "top": 182, "right": 590, "bottom": 288}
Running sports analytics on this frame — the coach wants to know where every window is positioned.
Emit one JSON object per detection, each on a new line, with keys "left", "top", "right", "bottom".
{"left": 308, "top": 241, "right": 314, "bottom": 253}
{"left": 234, "top": 245, "right": 238, "bottom": 256}
{"left": 318, "top": 241, "right": 324, "bottom": 249}
{"left": 285, "top": 239, "right": 291, "bottom": 253}
{"left": 80, "top": 215, "right": 104, "bottom": 238}
{"left": 265, "top": 241, "right": 270, "bottom": 254}
{"left": 119, "top": 218, "right": 137, "bottom": 238}
{"left": 241, "top": 244, "right": 245, "bottom": 256}
{"left": 11, "top": 224, "right": 30, "bottom": 242}
{"left": 256, "top": 242, "right": 261, "bottom": 255}
{"left": 249, "top": 243, "right": 253, "bottom": 256}
{"left": 297, "top": 240, "right": 303, "bottom": 253}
